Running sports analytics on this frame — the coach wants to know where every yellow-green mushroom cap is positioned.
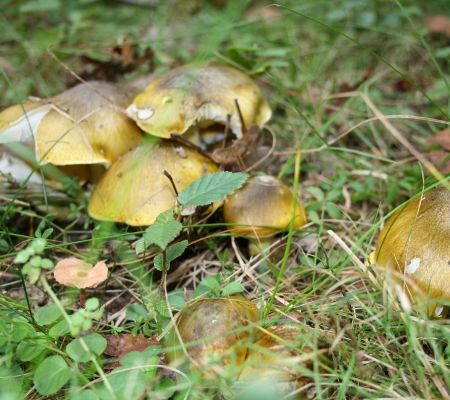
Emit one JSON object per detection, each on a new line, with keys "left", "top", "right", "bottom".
{"left": 0, "top": 100, "right": 46, "bottom": 139}
{"left": 88, "top": 137, "right": 218, "bottom": 226}
{"left": 373, "top": 187, "right": 450, "bottom": 317}
{"left": 237, "top": 325, "right": 310, "bottom": 398}
{"left": 126, "top": 62, "right": 272, "bottom": 139}
{"left": 165, "top": 296, "right": 259, "bottom": 377}
{"left": 223, "top": 175, "right": 307, "bottom": 238}
{"left": 0, "top": 81, "right": 143, "bottom": 167}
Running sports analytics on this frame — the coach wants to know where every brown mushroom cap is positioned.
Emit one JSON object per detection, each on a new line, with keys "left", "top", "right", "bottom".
{"left": 165, "top": 296, "right": 259, "bottom": 375}
{"left": 0, "top": 81, "right": 143, "bottom": 168}
{"left": 126, "top": 62, "right": 272, "bottom": 139}
{"left": 223, "top": 175, "right": 307, "bottom": 238}
{"left": 374, "top": 186, "right": 450, "bottom": 315}
{"left": 87, "top": 137, "right": 218, "bottom": 226}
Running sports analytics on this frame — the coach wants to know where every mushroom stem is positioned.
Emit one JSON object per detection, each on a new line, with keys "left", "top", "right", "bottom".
{"left": 248, "top": 237, "right": 272, "bottom": 258}
{"left": 79, "top": 288, "right": 86, "bottom": 308}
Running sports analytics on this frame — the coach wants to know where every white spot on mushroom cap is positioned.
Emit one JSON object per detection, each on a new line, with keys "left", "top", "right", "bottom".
{"left": 126, "top": 104, "right": 154, "bottom": 121}
{"left": 258, "top": 175, "right": 276, "bottom": 184}
{"left": 405, "top": 257, "right": 421, "bottom": 275}
{"left": 435, "top": 305, "right": 444, "bottom": 317}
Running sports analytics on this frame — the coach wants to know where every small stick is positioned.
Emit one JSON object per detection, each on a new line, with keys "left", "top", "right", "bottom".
{"left": 234, "top": 98, "right": 247, "bottom": 135}
{"left": 170, "top": 133, "right": 215, "bottom": 162}
{"left": 221, "top": 114, "right": 231, "bottom": 148}
{"left": 163, "top": 170, "right": 179, "bottom": 197}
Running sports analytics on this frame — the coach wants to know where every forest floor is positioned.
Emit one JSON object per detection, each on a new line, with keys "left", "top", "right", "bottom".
{"left": 1, "top": 0, "right": 449, "bottom": 399}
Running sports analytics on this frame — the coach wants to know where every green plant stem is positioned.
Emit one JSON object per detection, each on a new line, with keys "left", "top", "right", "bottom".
{"left": 40, "top": 276, "right": 117, "bottom": 400}
{"left": 265, "top": 150, "right": 301, "bottom": 316}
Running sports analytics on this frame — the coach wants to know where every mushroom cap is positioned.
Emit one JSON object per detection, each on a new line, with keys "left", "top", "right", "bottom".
{"left": 165, "top": 296, "right": 259, "bottom": 374}
{"left": 87, "top": 137, "right": 218, "bottom": 226}
{"left": 0, "top": 81, "right": 143, "bottom": 167}
{"left": 374, "top": 187, "right": 450, "bottom": 311}
{"left": 53, "top": 257, "right": 108, "bottom": 289}
{"left": 0, "top": 100, "right": 50, "bottom": 144}
{"left": 126, "top": 62, "right": 272, "bottom": 139}
{"left": 223, "top": 175, "right": 307, "bottom": 237}
{"left": 237, "top": 325, "right": 309, "bottom": 397}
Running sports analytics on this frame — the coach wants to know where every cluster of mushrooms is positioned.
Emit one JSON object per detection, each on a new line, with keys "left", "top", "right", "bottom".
{"left": 1, "top": 61, "right": 449, "bottom": 395}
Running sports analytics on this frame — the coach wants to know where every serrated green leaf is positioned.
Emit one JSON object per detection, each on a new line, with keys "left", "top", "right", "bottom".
{"left": 178, "top": 172, "right": 248, "bottom": 207}
{"left": 34, "top": 355, "right": 71, "bottom": 395}
{"left": 154, "top": 298, "right": 170, "bottom": 318}
{"left": 307, "top": 187, "right": 324, "bottom": 202}
{"left": 193, "top": 275, "right": 221, "bottom": 298}
{"left": 143, "top": 210, "right": 182, "bottom": 250}
{"left": 126, "top": 304, "right": 148, "bottom": 322}
{"left": 154, "top": 240, "right": 188, "bottom": 271}
{"left": 222, "top": 281, "right": 244, "bottom": 296}
{"left": 134, "top": 238, "right": 146, "bottom": 255}
{"left": 168, "top": 290, "right": 186, "bottom": 311}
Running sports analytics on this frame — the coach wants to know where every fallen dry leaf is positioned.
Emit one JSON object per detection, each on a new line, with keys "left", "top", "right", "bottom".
{"left": 54, "top": 257, "right": 108, "bottom": 289}
{"left": 425, "top": 15, "right": 450, "bottom": 36}
{"left": 104, "top": 334, "right": 159, "bottom": 367}
{"left": 429, "top": 129, "right": 450, "bottom": 151}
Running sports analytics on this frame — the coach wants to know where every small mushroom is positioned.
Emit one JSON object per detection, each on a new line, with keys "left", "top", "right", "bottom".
{"left": 165, "top": 296, "right": 258, "bottom": 378}
{"left": 87, "top": 137, "right": 218, "bottom": 226}
{"left": 223, "top": 175, "right": 307, "bottom": 255}
{"left": 236, "top": 325, "right": 313, "bottom": 398}
{"left": 373, "top": 186, "right": 450, "bottom": 317}
{"left": 0, "top": 81, "right": 143, "bottom": 168}
{"left": 126, "top": 62, "right": 271, "bottom": 139}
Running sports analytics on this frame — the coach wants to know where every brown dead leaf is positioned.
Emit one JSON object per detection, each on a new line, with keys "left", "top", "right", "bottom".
{"left": 429, "top": 129, "right": 450, "bottom": 151}
{"left": 425, "top": 15, "right": 450, "bottom": 36}
{"left": 65, "top": 36, "right": 155, "bottom": 87}
{"left": 54, "top": 257, "right": 108, "bottom": 289}
{"left": 105, "top": 333, "right": 159, "bottom": 358}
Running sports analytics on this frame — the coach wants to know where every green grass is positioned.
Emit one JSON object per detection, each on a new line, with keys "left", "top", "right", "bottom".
{"left": 1, "top": 0, "right": 450, "bottom": 399}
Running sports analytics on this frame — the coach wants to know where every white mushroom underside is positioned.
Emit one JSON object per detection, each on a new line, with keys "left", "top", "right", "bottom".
{"left": 0, "top": 106, "right": 51, "bottom": 145}
{"left": 196, "top": 103, "right": 242, "bottom": 138}
{"left": 0, "top": 152, "right": 42, "bottom": 184}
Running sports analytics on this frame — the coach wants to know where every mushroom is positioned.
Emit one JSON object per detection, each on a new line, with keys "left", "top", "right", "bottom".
{"left": 87, "top": 136, "right": 218, "bottom": 226}
{"left": 126, "top": 62, "right": 271, "bottom": 139}
{"left": 372, "top": 186, "right": 450, "bottom": 317}
{"left": 236, "top": 325, "right": 313, "bottom": 399}
{"left": 165, "top": 296, "right": 259, "bottom": 378}
{"left": 0, "top": 81, "right": 143, "bottom": 169}
{"left": 54, "top": 257, "right": 108, "bottom": 289}
{"left": 223, "top": 175, "right": 307, "bottom": 256}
